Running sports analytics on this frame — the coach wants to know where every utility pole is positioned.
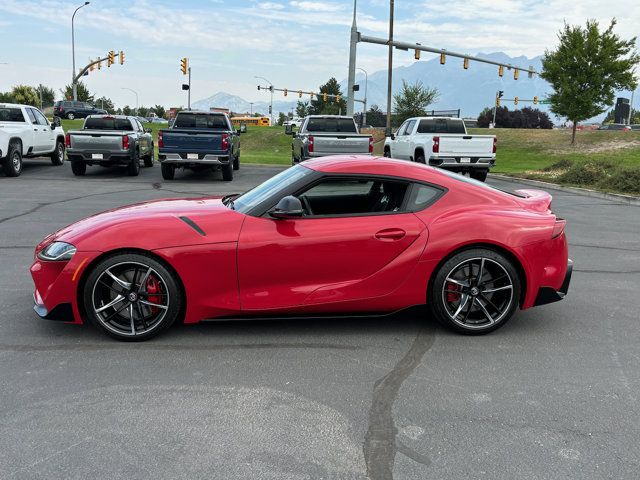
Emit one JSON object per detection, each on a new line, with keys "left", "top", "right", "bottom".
{"left": 71, "top": 2, "right": 90, "bottom": 101}
{"left": 346, "top": 0, "right": 357, "bottom": 117}
{"left": 121, "top": 87, "right": 139, "bottom": 115}
{"left": 249, "top": 102, "right": 254, "bottom": 115}
{"left": 385, "top": 0, "right": 394, "bottom": 136}
{"left": 255, "top": 76, "right": 273, "bottom": 125}
{"left": 188, "top": 66, "right": 191, "bottom": 110}
{"left": 357, "top": 67, "right": 368, "bottom": 126}
{"left": 629, "top": 89, "right": 635, "bottom": 125}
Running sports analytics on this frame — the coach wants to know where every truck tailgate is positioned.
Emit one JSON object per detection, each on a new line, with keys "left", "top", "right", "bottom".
{"left": 160, "top": 129, "right": 224, "bottom": 153}
{"left": 69, "top": 131, "right": 126, "bottom": 150}
{"left": 438, "top": 135, "right": 494, "bottom": 156}
{"left": 311, "top": 134, "right": 371, "bottom": 155}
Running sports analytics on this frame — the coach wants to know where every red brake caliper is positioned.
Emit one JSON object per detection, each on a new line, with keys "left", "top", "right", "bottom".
{"left": 446, "top": 282, "right": 460, "bottom": 302}
{"left": 146, "top": 275, "right": 160, "bottom": 315}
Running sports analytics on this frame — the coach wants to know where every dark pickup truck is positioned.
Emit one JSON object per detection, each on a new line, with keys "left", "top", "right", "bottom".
{"left": 158, "top": 111, "right": 240, "bottom": 181}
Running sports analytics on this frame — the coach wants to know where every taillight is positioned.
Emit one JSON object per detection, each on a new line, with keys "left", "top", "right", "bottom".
{"left": 432, "top": 136, "right": 439, "bottom": 153}
{"left": 221, "top": 133, "right": 229, "bottom": 150}
{"left": 158, "top": 131, "right": 164, "bottom": 148}
{"left": 122, "top": 135, "right": 129, "bottom": 150}
{"left": 65, "top": 133, "right": 70, "bottom": 148}
{"left": 552, "top": 218, "right": 566, "bottom": 238}
{"left": 369, "top": 136, "right": 374, "bottom": 154}
{"left": 493, "top": 137, "right": 497, "bottom": 153}
{"left": 308, "top": 135, "right": 314, "bottom": 153}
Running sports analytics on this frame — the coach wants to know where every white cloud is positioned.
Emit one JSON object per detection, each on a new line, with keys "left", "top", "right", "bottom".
{"left": 289, "top": 1, "right": 345, "bottom": 12}
{"left": 259, "top": 2, "right": 285, "bottom": 10}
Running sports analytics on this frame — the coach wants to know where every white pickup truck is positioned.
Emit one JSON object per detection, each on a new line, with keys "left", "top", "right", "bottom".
{"left": 384, "top": 117, "right": 496, "bottom": 181}
{"left": 0, "top": 103, "right": 66, "bottom": 177}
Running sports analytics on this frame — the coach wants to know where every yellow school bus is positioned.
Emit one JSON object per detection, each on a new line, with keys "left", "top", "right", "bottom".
{"left": 230, "top": 116, "right": 270, "bottom": 127}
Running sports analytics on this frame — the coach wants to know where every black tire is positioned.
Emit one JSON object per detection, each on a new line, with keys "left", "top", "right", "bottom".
{"left": 383, "top": 147, "right": 391, "bottom": 158}
{"left": 415, "top": 151, "right": 426, "bottom": 164}
{"left": 3, "top": 141, "right": 23, "bottom": 177}
{"left": 143, "top": 144, "right": 154, "bottom": 168}
{"left": 50, "top": 140, "right": 65, "bottom": 166}
{"left": 233, "top": 151, "right": 240, "bottom": 170}
{"left": 470, "top": 170, "right": 488, "bottom": 182}
{"left": 429, "top": 248, "right": 521, "bottom": 335}
{"left": 127, "top": 150, "right": 140, "bottom": 176}
{"left": 66, "top": 112, "right": 75, "bottom": 120}
{"left": 71, "top": 161, "right": 87, "bottom": 176}
{"left": 222, "top": 160, "right": 233, "bottom": 181}
{"left": 82, "top": 252, "right": 183, "bottom": 341}
{"left": 161, "top": 163, "right": 175, "bottom": 180}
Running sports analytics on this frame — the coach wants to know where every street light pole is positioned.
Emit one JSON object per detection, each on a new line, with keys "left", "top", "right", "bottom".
{"left": 121, "top": 87, "right": 139, "bottom": 115}
{"left": 255, "top": 75, "right": 273, "bottom": 125}
{"left": 346, "top": 0, "right": 358, "bottom": 117}
{"left": 71, "top": 2, "right": 90, "bottom": 101}
{"left": 249, "top": 102, "right": 254, "bottom": 115}
{"left": 357, "top": 67, "right": 368, "bottom": 125}
{"left": 385, "top": 0, "right": 394, "bottom": 136}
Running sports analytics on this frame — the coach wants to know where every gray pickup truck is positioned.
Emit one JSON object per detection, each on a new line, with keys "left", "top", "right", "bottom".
{"left": 66, "top": 115, "right": 154, "bottom": 177}
{"left": 287, "top": 115, "right": 373, "bottom": 164}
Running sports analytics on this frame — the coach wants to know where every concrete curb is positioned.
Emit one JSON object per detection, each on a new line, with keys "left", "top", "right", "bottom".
{"left": 489, "top": 174, "right": 640, "bottom": 206}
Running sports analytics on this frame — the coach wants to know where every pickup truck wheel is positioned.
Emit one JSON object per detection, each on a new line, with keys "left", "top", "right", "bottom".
{"left": 383, "top": 147, "right": 391, "bottom": 158}
{"left": 71, "top": 161, "right": 86, "bottom": 176}
{"left": 222, "top": 161, "right": 233, "bottom": 181}
{"left": 3, "top": 141, "right": 23, "bottom": 177}
{"left": 127, "top": 150, "right": 140, "bottom": 176}
{"left": 470, "top": 170, "right": 488, "bottom": 182}
{"left": 50, "top": 140, "right": 65, "bottom": 166}
{"left": 161, "top": 163, "right": 175, "bottom": 180}
{"left": 415, "top": 152, "right": 426, "bottom": 164}
{"left": 143, "top": 146, "right": 154, "bottom": 168}
{"left": 233, "top": 153, "right": 240, "bottom": 171}
{"left": 66, "top": 112, "right": 75, "bottom": 120}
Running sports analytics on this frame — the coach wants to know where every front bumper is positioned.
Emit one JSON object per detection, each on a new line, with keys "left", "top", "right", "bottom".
{"left": 534, "top": 259, "right": 573, "bottom": 306}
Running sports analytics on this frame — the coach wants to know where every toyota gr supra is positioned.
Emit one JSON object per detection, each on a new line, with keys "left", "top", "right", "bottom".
{"left": 31, "top": 156, "right": 572, "bottom": 340}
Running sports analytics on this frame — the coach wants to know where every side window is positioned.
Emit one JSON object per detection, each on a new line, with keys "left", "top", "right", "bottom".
{"left": 404, "top": 119, "right": 416, "bottom": 135}
{"left": 297, "top": 177, "right": 409, "bottom": 216}
{"left": 25, "top": 108, "right": 38, "bottom": 124}
{"left": 407, "top": 184, "right": 443, "bottom": 211}
{"left": 32, "top": 109, "right": 49, "bottom": 125}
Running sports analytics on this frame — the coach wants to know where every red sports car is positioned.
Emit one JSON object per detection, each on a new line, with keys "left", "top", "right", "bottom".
{"left": 31, "top": 156, "right": 572, "bottom": 341}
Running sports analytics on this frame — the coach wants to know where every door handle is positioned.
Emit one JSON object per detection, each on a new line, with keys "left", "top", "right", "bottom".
{"left": 375, "top": 228, "right": 406, "bottom": 241}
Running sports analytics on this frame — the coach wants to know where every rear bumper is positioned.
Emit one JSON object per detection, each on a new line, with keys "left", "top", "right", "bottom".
{"left": 429, "top": 156, "right": 495, "bottom": 169}
{"left": 534, "top": 259, "right": 573, "bottom": 306}
{"left": 159, "top": 153, "right": 231, "bottom": 165}
{"left": 67, "top": 150, "right": 134, "bottom": 164}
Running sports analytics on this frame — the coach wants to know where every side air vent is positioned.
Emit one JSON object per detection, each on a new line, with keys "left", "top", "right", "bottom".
{"left": 178, "top": 216, "right": 206, "bottom": 236}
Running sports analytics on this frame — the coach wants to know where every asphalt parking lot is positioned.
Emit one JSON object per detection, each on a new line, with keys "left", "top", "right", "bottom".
{"left": 1, "top": 159, "right": 639, "bottom": 480}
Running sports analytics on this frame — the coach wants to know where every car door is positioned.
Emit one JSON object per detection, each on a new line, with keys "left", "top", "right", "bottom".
{"left": 31, "top": 108, "right": 56, "bottom": 152}
{"left": 237, "top": 176, "right": 428, "bottom": 311}
{"left": 396, "top": 119, "right": 416, "bottom": 160}
{"left": 25, "top": 108, "right": 48, "bottom": 153}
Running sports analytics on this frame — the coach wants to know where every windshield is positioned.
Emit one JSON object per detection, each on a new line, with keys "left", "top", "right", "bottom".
{"left": 306, "top": 118, "right": 357, "bottom": 133}
{"left": 175, "top": 113, "right": 229, "bottom": 129}
{"left": 84, "top": 117, "right": 132, "bottom": 130}
{"left": 232, "top": 165, "right": 314, "bottom": 213}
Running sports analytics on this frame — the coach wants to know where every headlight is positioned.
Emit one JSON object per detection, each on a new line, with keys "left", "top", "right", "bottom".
{"left": 37, "top": 242, "right": 77, "bottom": 261}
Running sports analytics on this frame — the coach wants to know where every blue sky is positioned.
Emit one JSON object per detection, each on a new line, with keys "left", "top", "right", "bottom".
{"left": 1, "top": 0, "right": 638, "bottom": 108}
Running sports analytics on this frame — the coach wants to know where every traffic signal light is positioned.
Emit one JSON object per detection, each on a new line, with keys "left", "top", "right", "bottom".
{"left": 97, "top": 60, "right": 101, "bottom": 70}
{"left": 533, "top": 96, "right": 539, "bottom": 105}
{"left": 119, "top": 51, "right": 125, "bottom": 65}
{"left": 298, "top": 90, "right": 302, "bottom": 98}
{"left": 514, "top": 96, "right": 519, "bottom": 106}
{"left": 440, "top": 52, "right": 446, "bottom": 65}
{"left": 414, "top": 49, "right": 420, "bottom": 60}
{"left": 180, "top": 57, "right": 188, "bottom": 75}
{"left": 514, "top": 68, "right": 519, "bottom": 80}
{"left": 323, "top": 92, "right": 328, "bottom": 102}
{"left": 498, "top": 90, "right": 504, "bottom": 98}
{"left": 496, "top": 98, "right": 501, "bottom": 107}
{"left": 463, "top": 58, "right": 469, "bottom": 69}
{"left": 498, "top": 65, "right": 504, "bottom": 77}
{"left": 107, "top": 50, "right": 115, "bottom": 67}
{"left": 257, "top": 85, "right": 261, "bottom": 90}
{"left": 89, "top": 61, "right": 95, "bottom": 72}
{"left": 283, "top": 88, "right": 288, "bottom": 97}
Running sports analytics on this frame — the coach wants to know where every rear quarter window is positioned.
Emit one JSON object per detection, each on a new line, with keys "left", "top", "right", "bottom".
{"left": 0, "top": 108, "right": 26, "bottom": 122}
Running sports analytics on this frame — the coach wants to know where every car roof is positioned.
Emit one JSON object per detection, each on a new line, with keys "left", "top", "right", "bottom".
{"left": 86, "top": 114, "right": 131, "bottom": 119}
{"left": 177, "top": 110, "right": 226, "bottom": 115}
{"left": 0, "top": 103, "right": 30, "bottom": 108}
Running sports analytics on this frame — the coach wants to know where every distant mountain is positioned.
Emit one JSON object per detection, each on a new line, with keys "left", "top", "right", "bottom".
{"left": 191, "top": 91, "right": 296, "bottom": 116}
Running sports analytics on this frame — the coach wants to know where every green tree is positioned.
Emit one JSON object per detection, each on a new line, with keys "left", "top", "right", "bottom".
{"left": 137, "top": 106, "right": 150, "bottom": 118}
{"left": 541, "top": 19, "right": 639, "bottom": 144}
{"left": 60, "top": 81, "right": 94, "bottom": 102}
{"left": 365, "top": 105, "right": 386, "bottom": 127}
{"left": 94, "top": 96, "right": 115, "bottom": 113}
{"left": 309, "top": 77, "right": 346, "bottom": 115}
{"left": 11, "top": 85, "right": 39, "bottom": 106}
{"left": 277, "top": 112, "right": 287, "bottom": 126}
{"left": 152, "top": 104, "right": 166, "bottom": 119}
{"left": 35, "top": 84, "right": 56, "bottom": 108}
{"left": 393, "top": 80, "right": 439, "bottom": 124}
{"left": 0, "top": 91, "right": 14, "bottom": 103}
{"left": 296, "top": 100, "right": 310, "bottom": 118}
{"left": 122, "top": 105, "right": 133, "bottom": 116}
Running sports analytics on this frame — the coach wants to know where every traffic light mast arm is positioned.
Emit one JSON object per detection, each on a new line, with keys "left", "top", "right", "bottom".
{"left": 357, "top": 33, "right": 539, "bottom": 76}
{"left": 257, "top": 85, "right": 364, "bottom": 104}
{"left": 74, "top": 52, "right": 120, "bottom": 83}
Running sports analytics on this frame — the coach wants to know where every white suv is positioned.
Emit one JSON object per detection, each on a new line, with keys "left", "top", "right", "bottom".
{"left": 0, "top": 103, "right": 66, "bottom": 177}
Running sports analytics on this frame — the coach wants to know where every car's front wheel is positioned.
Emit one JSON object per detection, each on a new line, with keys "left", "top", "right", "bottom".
{"left": 429, "top": 248, "right": 520, "bottom": 334}
{"left": 82, "top": 253, "right": 183, "bottom": 341}
{"left": 3, "top": 141, "right": 23, "bottom": 177}
{"left": 66, "top": 112, "right": 75, "bottom": 120}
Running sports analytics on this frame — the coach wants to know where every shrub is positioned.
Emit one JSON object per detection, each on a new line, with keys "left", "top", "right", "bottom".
{"left": 558, "top": 161, "right": 612, "bottom": 186}
{"left": 598, "top": 167, "right": 640, "bottom": 194}
{"left": 543, "top": 159, "right": 574, "bottom": 171}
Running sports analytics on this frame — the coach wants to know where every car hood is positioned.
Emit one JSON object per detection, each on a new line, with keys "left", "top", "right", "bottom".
{"left": 47, "top": 197, "right": 246, "bottom": 252}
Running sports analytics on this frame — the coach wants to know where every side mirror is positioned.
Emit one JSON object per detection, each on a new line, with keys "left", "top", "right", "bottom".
{"left": 52, "top": 116, "right": 61, "bottom": 128}
{"left": 284, "top": 124, "right": 294, "bottom": 135}
{"left": 269, "top": 196, "right": 303, "bottom": 219}
{"left": 239, "top": 124, "right": 247, "bottom": 134}
{"left": 390, "top": 133, "right": 396, "bottom": 140}
{"left": 145, "top": 128, "right": 152, "bottom": 133}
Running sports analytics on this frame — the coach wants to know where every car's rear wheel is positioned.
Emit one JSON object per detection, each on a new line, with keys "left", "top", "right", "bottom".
{"left": 66, "top": 112, "right": 75, "bottom": 120}
{"left": 222, "top": 160, "right": 233, "bottom": 181}
{"left": 470, "top": 170, "right": 488, "bottom": 182}
{"left": 429, "top": 248, "right": 520, "bottom": 334}
{"left": 383, "top": 147, "right": 391, "bottom": 157}
{"left": 415, "top": 151, "right": 426, "bottom": 164}
{"left": 50, "top": 140, "right": 65, "bottom": 166}
{"left": 83, "top": 253, "right": 183, "bottom": 341}
{"left": 71, "top": 161, "right": 86, "bottom": 176}
{"left": 233, "top": 151, "right": 240, "bottom": 170}
{"left": 161, "top": 163, "right": 175, "bottom": 180}
{"left": 128, "top": 150, "right": 140, "bottom": 176}
{"left": 3, "top": 141, "right": 23, "bottom": 177}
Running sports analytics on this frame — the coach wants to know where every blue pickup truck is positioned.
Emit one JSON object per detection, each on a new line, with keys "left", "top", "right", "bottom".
{"left": 158, "top": 111, "right": 240, "bottom": 181}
